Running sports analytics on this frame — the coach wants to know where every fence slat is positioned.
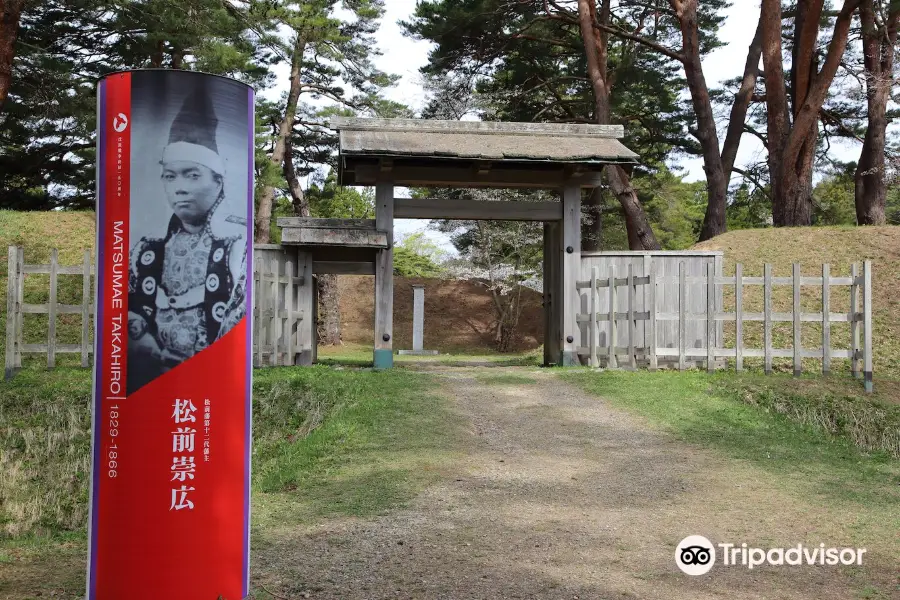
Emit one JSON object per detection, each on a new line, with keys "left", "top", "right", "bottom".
{"left": 793, "top": 263, "right": 801, "bottom": 376}
{"left": 15, "top": 247, "right": 23, "bottom": 368}
{"left": 764, "top": 263, "right": 772, "bottom": 375}
{"left": 607, "top": 266, "right": 617, "bottom": 369}
{"left": 627, "top": 264, "right": 636, "bottom": 369}
{"left": 642, "top": 255, "right": 651, "bottom": 352}
{"left": 707, "top": 262, "right": 715, "bottom": 373}
{"left": 5, "top": 246, "right": 17, "bottom": 379}
{"left": 48, "top": 249, "right": 58, "bottom": 368}
{"left": 822, "top": 264, "right": 830, "bottom": 374}
{"left": 255, "top": 256, "right": 263, "bottom": 368}
{"left": 589, "top": 266, "right": 598, "bottom": 368}
{"left": 715, "top": 253, "right": 724, "bottom": 351}
{"left": 678, "top": 262, "right": 686, "bottom": 371}
{"left": 271, "top": 259, "right": 281, "bottom": 367}
{"left": 648, "top": 261, "right": 657, "bottom": 372}
{"left": 850, "top": 263, "right": 860, "bottom": 378}
{"left": 285, "top": 260, "right": 295, "bottom": 367}
{"left": 863, "top": 260, "right": 873, "bottom": 393}
{"left": 81, "top": 249, "right": 91, "bottom": 368}
{"left": 735, "top": 263, "right": 743, "bottom": 372}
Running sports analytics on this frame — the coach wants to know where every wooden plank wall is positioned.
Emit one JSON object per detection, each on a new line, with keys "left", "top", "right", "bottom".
{"left": 252, "top": 245, "right": 309, "bottom": 368}
{"left": 577, "top": 252, "right": 722, "bottom": 365}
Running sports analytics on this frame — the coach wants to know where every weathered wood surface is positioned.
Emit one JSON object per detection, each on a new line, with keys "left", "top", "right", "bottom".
{"left": 373, "top": 181, "right": 394, "bottom": 362}
{"left": 577, "top": 252, "right": 723, "bottom": 355}
{"left": 312, "top": 261, "right": 375, "bottom": 275}
{"left": 850, "top": 263, "right": 860, "bottom": 378}
{"left": 735, "top": 263, "right": 743, "bottom": 371}
{"left": 863, "top": 261, "right": 873, "bottom": 392}
{"left": 764, "top": 263, "right": 773, "bottom": 374}
{"left": 351, "top": 163, "right": 606, "bottom": 189}
{"left": 575, "top": 257, "right": 874, "bottom": 390}
{"left": 48, "top": 249, "right": 58, "bottom": 368}
{"left": 5, "top": 247, "right": 17, "bottom": 378}
{"left": 561, "top": 182, "right": 580, "bottom": 364}
{"left": 280, "top": 227, "right": 389, "bottom": 248}
{"left": 330, "top": 117, "right": 626, "bottom": 138}
{"left": 706, "top": 263, "right": 715, "bottom": 373}
{"left": 394, "top": 197, "right": 563, "bottom": 221}
{"left": 252, "top": 246, "right": 311, "bottom": 367}
{"left": 822, "top": 264, "right": 831, "bottom": 374}
{"left": 793, "top": 263, "right": 801, "bottom": 376}
{"left": 277, "top": 218, "right": 375, "bottom": 229}
{"left": 543, "top": 223, "right": 562, "bottom": 366}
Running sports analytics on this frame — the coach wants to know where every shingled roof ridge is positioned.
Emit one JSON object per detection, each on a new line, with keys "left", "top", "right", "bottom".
{"left": 328, "top": 117, "right": 624, "bottom": 139}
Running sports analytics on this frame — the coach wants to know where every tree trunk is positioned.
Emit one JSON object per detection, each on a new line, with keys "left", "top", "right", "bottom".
{"left": 854, "top": 0, "right": 897, "bottom": 225}
{"left": 606, "top": 165, "right": 660, "bottom": 250}
{"left": 720, "top": 19, "right": 763, "bottom": 181}
{"left": 578, "top": 0, "right": 660, "bottom": 250}
{"left": 763, "top": 0, "right": 862, "bottom": 226}
{"left": 791, "top": 0, "right": 826, "bottom": 117}
{"left": 670, "top": 0, "right": 729, "bottom": 241}
{"left": 256, "top": 35, "right": 306, "bottom": 243}
{"left": 0, "top": 0, "right": 25, "bottom": 107}
{"left": 316, "top": 275, "right": 342, "bottom": 346}
{"left": 284, "top": 137, "right": 310, "bottom": 217}
{"left": 150, "top": 40, "right": 165, "bottom": 68}
{"left": 760, "top": 0, "right": 792, "bottom": 225}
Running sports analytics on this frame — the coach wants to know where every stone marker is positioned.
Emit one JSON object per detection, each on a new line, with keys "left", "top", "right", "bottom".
{"left": 399, "top": 284, "right": 439, "bottom": 356}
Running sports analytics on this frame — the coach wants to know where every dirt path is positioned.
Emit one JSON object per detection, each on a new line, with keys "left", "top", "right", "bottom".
{"left": 253, "top": 367, "right": 892, "bottom": 600}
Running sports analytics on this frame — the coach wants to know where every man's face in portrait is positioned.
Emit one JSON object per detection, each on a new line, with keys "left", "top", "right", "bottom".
{"left": 162, "top": 161, "right": 223, "bottom": 225}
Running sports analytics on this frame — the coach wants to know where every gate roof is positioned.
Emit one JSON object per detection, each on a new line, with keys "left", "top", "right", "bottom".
{"left": 330, "top": 117, "right": 639, "bottom": 189}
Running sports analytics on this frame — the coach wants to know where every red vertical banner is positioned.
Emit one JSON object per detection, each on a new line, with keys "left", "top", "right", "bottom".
{"left": 88, "top": 70, "right": 254, "bottom": 600}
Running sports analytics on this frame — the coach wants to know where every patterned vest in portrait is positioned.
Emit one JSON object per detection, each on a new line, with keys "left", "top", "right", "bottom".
{"left": 130, "top": 215, "right": 238, "bottom": 358}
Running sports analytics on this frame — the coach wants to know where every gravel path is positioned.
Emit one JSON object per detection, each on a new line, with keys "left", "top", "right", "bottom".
{"left": 252, "top": 367, "right": 887, "bottom": 600}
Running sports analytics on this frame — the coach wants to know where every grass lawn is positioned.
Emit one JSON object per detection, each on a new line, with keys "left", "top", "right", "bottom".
{"left": 560, "top": 369, "right": 900, "bottom": 552}
{"left": 0, "top": 364, "right": 464, "bottom": 599}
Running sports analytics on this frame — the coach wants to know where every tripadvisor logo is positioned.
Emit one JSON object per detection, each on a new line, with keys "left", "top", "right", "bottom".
{"left": 675, "top": 536, "right": 867, "bottom": 576}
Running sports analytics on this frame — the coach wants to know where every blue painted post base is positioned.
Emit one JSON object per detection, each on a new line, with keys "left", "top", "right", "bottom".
{"left": 373, "top": 349, "right": 394, "bottom": 370}
{"left": 559, "top": 351, "right": 578, "bottom": 367}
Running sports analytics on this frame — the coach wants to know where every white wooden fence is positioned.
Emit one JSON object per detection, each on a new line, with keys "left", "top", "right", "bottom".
{"left": 4, "top": 247, "right": 94, "bottom": 377}
{"left": 3, "top": 245, "right": 307, "bottom": 377}
{"left": 252, "top": 252, "right": 306, "bottom": 368}
{"left": 576, "top": 260, "right": 874, "bottom": 391}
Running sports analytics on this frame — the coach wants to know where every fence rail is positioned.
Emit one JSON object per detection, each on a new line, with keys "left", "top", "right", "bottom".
{"left": 576, "top": 260, "right": 874, "bottom": 391}
{"left": 4, "top": 245, "right": 305, "bottom": 377}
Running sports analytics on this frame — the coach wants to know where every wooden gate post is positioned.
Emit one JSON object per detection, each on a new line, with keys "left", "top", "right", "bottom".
{"left": 543, "top": 222, "right": 562, "bottom": 366}
{"left": 560, "top": 181, "right": 581, "bottom": 366}
{"left": 373, "top": 180, "right": 394, "bottom": 369}
{"left": 296, "top": 250, "right": 315, "bottom": 366}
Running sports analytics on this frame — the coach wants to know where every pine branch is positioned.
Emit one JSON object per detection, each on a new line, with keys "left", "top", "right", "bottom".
{"left": 591, "top": 21, "right": 684, "bottom": 62}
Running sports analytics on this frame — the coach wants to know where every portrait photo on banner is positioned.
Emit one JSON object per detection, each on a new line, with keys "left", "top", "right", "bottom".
{"left": 127, "top": 71, "right": 250, "bottom": 395}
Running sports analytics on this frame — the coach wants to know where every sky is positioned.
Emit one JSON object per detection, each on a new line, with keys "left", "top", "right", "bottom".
{"left": 271, "top": 0, "right": 864, "bottom": 252}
